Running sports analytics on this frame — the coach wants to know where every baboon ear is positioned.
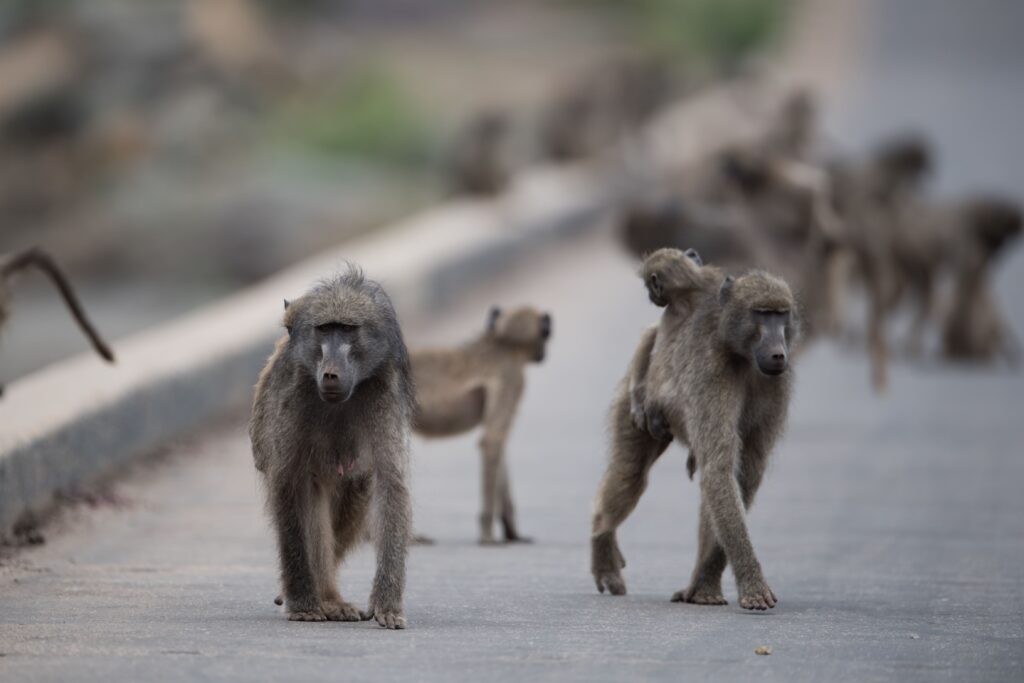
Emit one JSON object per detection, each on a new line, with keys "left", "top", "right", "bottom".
{"left": 646, "top": 272, "right": 667, "bottom": 307}
{"left": 684, "top": 248, "right": 703, "bottom": 266}
{"left": 718, "top": 275, "right": 735, "bottom": 305}
{"left": 283, "top": 299, "right": 290, "bottom": 310}
{"left": 487, "top": 306, "right": 501, "bottom": 332}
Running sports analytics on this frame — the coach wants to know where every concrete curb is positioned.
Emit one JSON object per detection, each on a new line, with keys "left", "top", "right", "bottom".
{"left": 0, "top": 80, "right": 783, "bottom": 540}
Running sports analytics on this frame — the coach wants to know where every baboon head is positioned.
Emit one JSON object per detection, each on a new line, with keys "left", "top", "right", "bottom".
{"left": 872, "top": 132, "right": 933, "bottom": 198}
{"left": 718, "top": 271, "right": 799, "bottom": 377}
{"left": 962, "top": 197, "right": 1022, "bottom": 256}
{"left": 487, "top": 306, "right": 552, "bottom": 363}
{"left": 283, "top": 267, "right": 406, "bottom": 403}
{"left": 719, "top": 146, "right": 773, "bottom": 196}
{"left": 641, "top": 247, "right": 706, "bottom": 307}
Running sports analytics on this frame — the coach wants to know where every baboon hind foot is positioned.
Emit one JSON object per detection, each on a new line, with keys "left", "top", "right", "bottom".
{"left": 671, "top": 583, "right": 727, "bottom": 605}
{"left": 322, "top": 598, "right": 362, "bottom": 622}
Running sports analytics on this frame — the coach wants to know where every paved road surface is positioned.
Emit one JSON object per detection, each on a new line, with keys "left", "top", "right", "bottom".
{"left": 2, "top": 1, "right": 1024, "bottom": 681}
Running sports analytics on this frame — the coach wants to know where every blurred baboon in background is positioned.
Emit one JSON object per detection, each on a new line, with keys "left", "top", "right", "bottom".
{"left": 449, "top": 110, "right": 511, "bottom": 196}
{"left": 763, "top": 89, "right": 818, "bottom": 161}
{"left": 411, "top": 306, "right": 552, "bottom": 544}
{"left": 250, "top": 268, "right": 413, "bottom": 628}
{"left": 0, "top": 247, "right": 115, "bottom": 395}
{"left": 826, "top": 132, "right": 936, "bottom": 389}
{"left": 941, "top": 197, "right": 1022, "bottom": 363}
{"left": 592, "top": 267, "right": 798, "bottom": 610}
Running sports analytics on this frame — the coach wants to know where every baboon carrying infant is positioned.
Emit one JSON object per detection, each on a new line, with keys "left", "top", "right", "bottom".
{"left": 250, "top": 268, "right": 413, "bottom": 628}
{"left": 410, "top": 306, "right": 552, "bottom": 544}
{"left": 592, "top": 248, "right": 798, "bottom": 610}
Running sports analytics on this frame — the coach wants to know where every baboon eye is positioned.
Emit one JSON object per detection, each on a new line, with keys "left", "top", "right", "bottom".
{"left": 316, "top": 322, "right": 359, "bottom": 333}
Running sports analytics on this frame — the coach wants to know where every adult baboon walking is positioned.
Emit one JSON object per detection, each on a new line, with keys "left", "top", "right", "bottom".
{"left": 250, "top": 268, "right": 413, "bottom": 628}
{"left": 410, "top": 306, "right": 552, "bottom": 544}
{"left": 592, "top": 267, "right": 798, "bottom": 611}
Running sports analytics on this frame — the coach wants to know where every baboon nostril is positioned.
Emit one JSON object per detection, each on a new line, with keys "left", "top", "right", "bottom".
{"left": 323, "top": 373, "right": 338, "bottom": 381}
{"left": 772, "top": 353, "right": 785, "bottom": 361}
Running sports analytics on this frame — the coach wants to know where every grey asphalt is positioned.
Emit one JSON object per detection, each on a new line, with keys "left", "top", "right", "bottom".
{"left": 3, "top": 1, "right": 1024, "bottom": 681}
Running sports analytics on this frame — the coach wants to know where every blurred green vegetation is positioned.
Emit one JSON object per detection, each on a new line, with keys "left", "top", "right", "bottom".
{"left": 585, "top": 0, "right": 792, "bottom": 67}
{"left": 274, "top": 69, "right": 437, "bottom": 165}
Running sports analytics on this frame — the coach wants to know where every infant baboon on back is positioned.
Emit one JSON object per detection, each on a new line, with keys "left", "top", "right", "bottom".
{"left": 0, "top": 247, "right": 115, "bottom": 394}
{"left": 592, "top": 265, "right": 798, "bottom": 610}
{"left": 627, "top": 247, "right": 720, "bottom": 444}
{"left": 250, "top": 267, "right": 413, "bottom": 628}
{"left": 411, "top": 306, "right": 552, "bottom": 544}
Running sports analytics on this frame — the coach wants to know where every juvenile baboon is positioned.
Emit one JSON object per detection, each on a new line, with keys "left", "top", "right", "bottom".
{"left": 250, "top": 268, "right": 413, "bottom": 628}
{"left": 0, "top": 247, "right": 115, "bottom": 394}
{"left": 410, "top": 306, "right": 552, "bottom": 544}
{"left": 449, "top": 111, "right": 510, "bottom": 196}
{"left": 592, "top": 268, "right": 798, "bottom": 611}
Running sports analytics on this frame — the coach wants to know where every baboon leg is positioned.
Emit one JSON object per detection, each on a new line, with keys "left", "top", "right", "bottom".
{"left": 672, "top": 502, "right": 727, "bottom": 605}
{"left": 695, "top": 410, "right": 776, "bottom": 611}
{"left": 478, "top": 374, "right": 524, "bottom": 544}
{"left": 272, "top": 481, "right": 332, "bottom": 621}
{"left": 498, "top": 459, "right": 530, "bottom": 543}
{"left": 673, "top": 448, "right": 766, "bottom": 605}
{"left": 321, "top": 479, "right": 372, "bottom": 622}
{"left": 591, "top": 396, "right": 668, "bottom": 595}
{"left": 866, "top": 270, "right": 889, "bottom": 392}
{"left": 904, "top": 275, "right": 934, "bottom": 357}
{"left": 361, "top": 447, "right": 411, "bottom": 630}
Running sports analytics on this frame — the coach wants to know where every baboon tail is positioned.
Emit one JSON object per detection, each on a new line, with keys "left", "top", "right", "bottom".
{"left": 2, "top": 247, "right": 116, "bottom": 363}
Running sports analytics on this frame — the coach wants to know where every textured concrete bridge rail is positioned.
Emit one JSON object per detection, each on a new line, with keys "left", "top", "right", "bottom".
{"left": 0, "top": 80, "right": 782, "bottom": 542}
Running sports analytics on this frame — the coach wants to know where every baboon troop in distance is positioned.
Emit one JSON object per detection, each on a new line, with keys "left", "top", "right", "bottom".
{"left": 250, "top": 268, "right": 413, "bottom": 628}
{"left": 0, "top": 247, "right": 115, "bottom": 395}
{"left": 410, "top": 306, "right": 552, "bottom": 544}
{"left": 593, "top": 249, "right": 798, "bottom": 610}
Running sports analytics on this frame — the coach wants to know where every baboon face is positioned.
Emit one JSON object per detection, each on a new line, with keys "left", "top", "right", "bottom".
{"left": 487, "top": 306, "right": 552, "bottom": 363}
{"left": 284, "top": 276, "right": 397, "bottom": 403}
{"left": 719, "top": 273, "right": 798, "bottom": 377}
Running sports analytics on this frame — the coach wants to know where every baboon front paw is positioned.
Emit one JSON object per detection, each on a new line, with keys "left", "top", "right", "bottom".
{"left": 360, "top": 607, "right": 406, "bottom": 630}
{"left": 322, "top": 598, "right": 362, "bottom": 622}
{"left": 288, "top": 608, "right": 328, "bottom": 622}
{"left": 738, "top": 580, "right": 777, "bottom": 611}
{"left": 671, "top": 584, "right": 727, "bottom": 605}
{"left": 593, "top": 570, "right": 627, "bottom": 596}
{"left": 479, "top": 536, "right": 502, "bottom": 546}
